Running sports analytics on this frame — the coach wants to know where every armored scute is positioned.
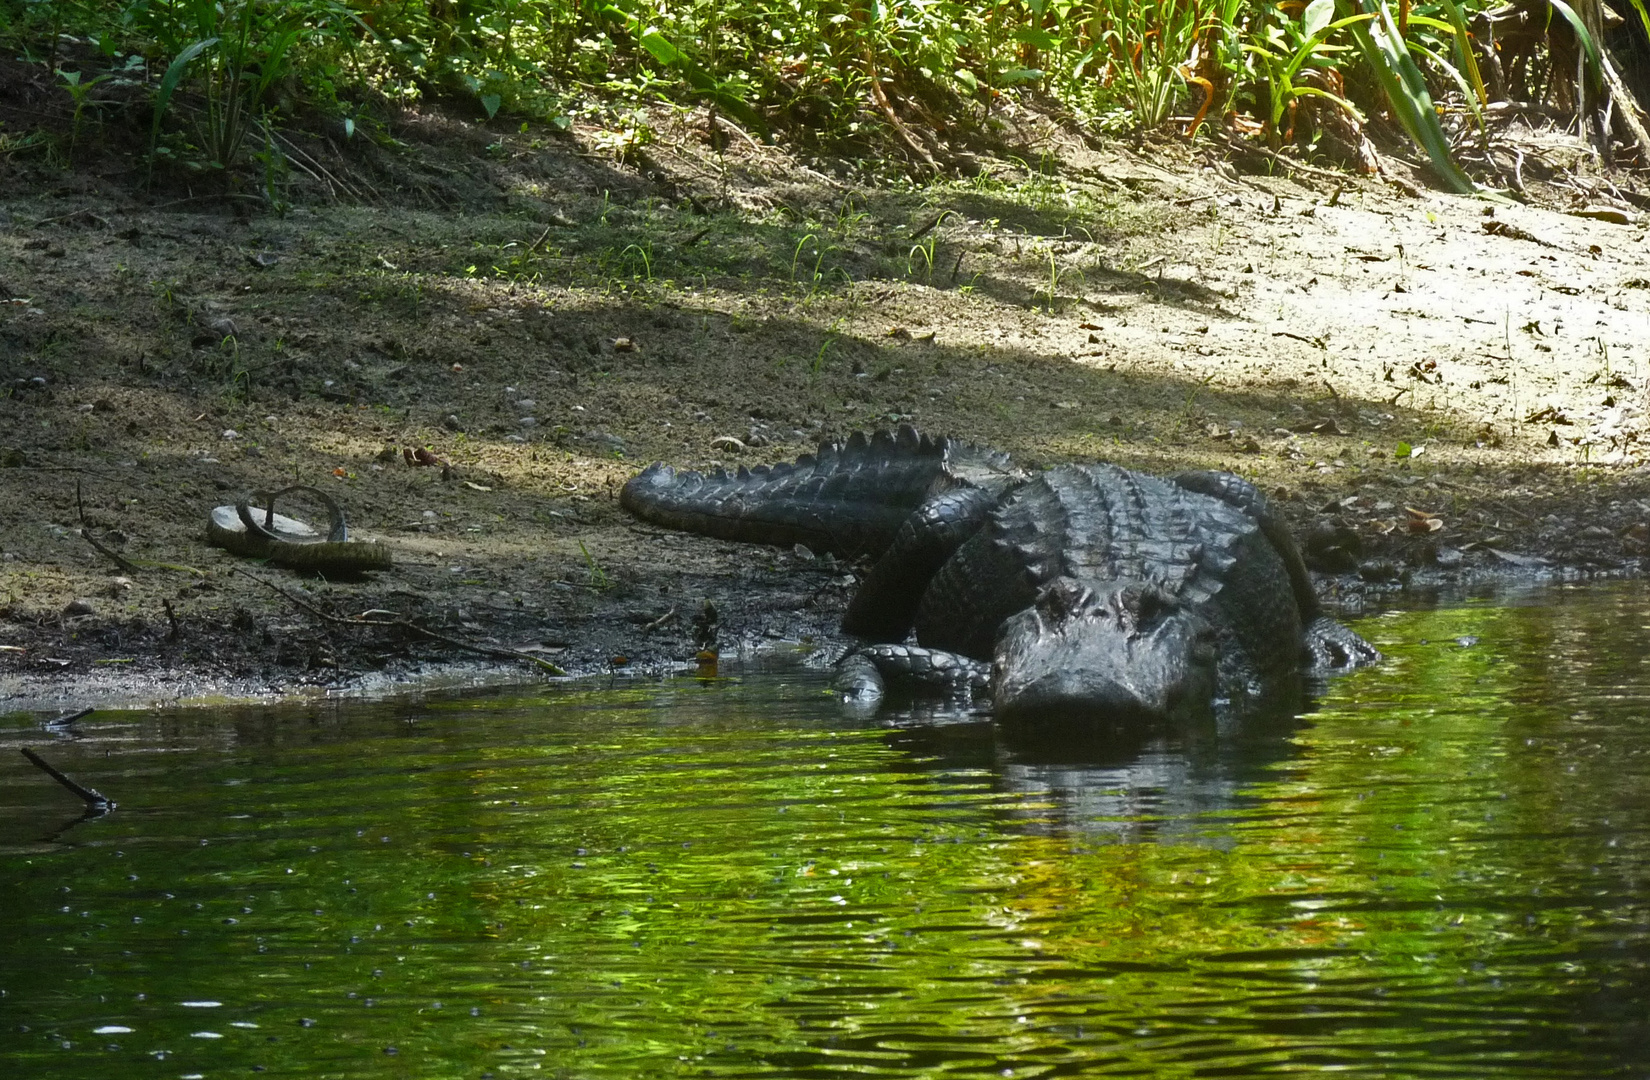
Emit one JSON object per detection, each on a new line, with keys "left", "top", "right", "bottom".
{"left": 621, "top": 426, "right": 1377, "bottom": 722}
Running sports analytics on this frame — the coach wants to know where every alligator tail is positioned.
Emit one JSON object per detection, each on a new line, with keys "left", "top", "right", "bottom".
{"left": 620, "top": 425, "right": 1008, "bottom": 558}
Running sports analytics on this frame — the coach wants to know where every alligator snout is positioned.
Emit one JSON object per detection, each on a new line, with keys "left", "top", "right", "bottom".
{"left": 991, "top": 579, "right": 1217, "bottom": 724}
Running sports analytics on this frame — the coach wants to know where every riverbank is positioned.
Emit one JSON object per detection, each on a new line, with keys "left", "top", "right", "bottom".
{"left": 5, "top": 99, "right": 1650, "bottom": 710}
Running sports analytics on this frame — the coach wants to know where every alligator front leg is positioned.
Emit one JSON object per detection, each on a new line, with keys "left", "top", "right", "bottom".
{"left": 834, "top": 644, "right": 992, "bottom": 704}
{"left": 1303, "top": 615, "right": 1381, "bottom": 670}
{"left": 841, "top": 486, "right": 1000, "bottom": 641}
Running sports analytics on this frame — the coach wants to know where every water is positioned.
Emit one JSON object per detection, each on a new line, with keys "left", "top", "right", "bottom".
{"left": 3, "top": 583, "right": 1649, "bottom": 1078}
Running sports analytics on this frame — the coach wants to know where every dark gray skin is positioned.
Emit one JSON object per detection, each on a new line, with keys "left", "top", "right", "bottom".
{"left": 621, "top": 426, "right": 1378, "bottom": 722}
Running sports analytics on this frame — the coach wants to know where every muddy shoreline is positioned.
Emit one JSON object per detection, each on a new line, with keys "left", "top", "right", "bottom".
{"left": 7, "top": 103, "right": 1650, "bottom": 712}
{"left": 0, "top": 480, "right": 1634, "bottom": 714}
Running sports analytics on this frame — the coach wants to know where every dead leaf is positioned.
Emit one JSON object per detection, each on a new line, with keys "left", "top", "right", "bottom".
{"left": 612, "top": 337, "right": 636, "bottom": 352}
{"left": 1487, "top": 547, "right": 1550, "bottom": 568}
{"left": 1482, "top": 220, "right": 1547, "bottom": 245}
{"left": 463, "top": 480, "right": 492, "bottom": 492}
{"left": 1571, "top": 205, "right": 1635, "bottom": 225}
{"left": 710, "top": 435, "right": 747, "bottom": 452}
{"left": 1525, "top": 406, "right": 1571, "bottom": 425}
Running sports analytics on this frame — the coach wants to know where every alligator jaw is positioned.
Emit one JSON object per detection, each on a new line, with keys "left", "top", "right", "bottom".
{"left": 990, "top": 580, "right": 1216, "bottom": 725}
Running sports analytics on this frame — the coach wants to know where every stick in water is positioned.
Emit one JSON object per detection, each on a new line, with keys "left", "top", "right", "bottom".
{"left": 20, "top": 748, "right": 116, "bottom": 811}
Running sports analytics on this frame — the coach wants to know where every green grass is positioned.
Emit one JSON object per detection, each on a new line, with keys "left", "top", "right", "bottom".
{"left": 3, "top": 0, "right": 1548, "bottom": 198}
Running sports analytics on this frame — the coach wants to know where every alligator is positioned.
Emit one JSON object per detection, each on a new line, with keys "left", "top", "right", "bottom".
{"left": 620, "top": 426, "right": 1378, "bottom": 723}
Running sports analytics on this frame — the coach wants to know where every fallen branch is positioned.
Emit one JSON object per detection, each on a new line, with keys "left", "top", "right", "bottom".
{"left": 1601, "top": 46, "right": 1650, "bottom": 166}
{"left": 21, "top": 748, "right": 115, "bottom": 811}
{"left": 33, "top": 207, "right": 110, "bottom": 228}
{"left": 642, "top": 607, "right": 678, "bottom": 633}
{"left": 45, "top": 707, "right": 93, "bottom": 730}
{"left": 76, "top": 478, "right": 140, "bottom": 574}
{"left": 1217, "top": 134, "right": 1363, "bottom": 185}
{"left": 232, "top": 567, "right": 568, "bottom": 676}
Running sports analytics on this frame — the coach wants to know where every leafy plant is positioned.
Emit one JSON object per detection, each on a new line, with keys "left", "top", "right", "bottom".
{"left": 56, "top": 67, "right": 111, "bottom": 159}
{"left": 1339, "top": 0, "right": 1474, "bottom": 193}
{"left": 144, "top": 0, "right": 354, "bottom": 178}
{"left": 1076, "top": 0, "right": 1209, "bottom": 128}
{"left": 1242, "top": 0, "right": 1369, "bottom": 146}
{"left": 1041, "top": 249, "right": 1084, "bottom": 313}
{"left": 579, "top": 540, "right": 611, "bottom": 591}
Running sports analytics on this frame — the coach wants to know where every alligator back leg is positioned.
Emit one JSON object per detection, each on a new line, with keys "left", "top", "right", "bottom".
{"left": 1174, "top": 470, "right": 1378, "bottom": 669}
{"left": 622, "top": 426, "right": 995, "bottom": 559}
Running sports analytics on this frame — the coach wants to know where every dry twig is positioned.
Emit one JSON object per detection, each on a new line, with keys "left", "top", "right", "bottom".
{"left": 232, "top": 567, "right": 568, "bottom": 675}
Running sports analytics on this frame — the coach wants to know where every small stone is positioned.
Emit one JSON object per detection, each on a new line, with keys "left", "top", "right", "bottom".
{"left": 441, "top": 414, "right": 463, "bottom": 431}
{"left": 222, "top": 429, "right": 239, "bottom": 440}
{"left": 64, "top": 598, "right": 95, "bottom": 617}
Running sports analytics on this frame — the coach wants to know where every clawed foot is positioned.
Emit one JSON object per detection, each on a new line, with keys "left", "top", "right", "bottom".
{"left": 1303, "top": 616, "right": 1381, "bottom": 671}
{"left": 832, "top": 644, "right": 991, "bottom": 704}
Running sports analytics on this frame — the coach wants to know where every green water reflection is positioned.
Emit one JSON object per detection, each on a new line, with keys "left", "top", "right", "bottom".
{"left": 3, "top": 583, "right": 1650, "bottom": 1077}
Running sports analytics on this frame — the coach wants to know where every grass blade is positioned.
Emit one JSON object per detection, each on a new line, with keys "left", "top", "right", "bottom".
{"left": 1340, "top": 0, "right": 1474, "bottom": 193}
{"left": 148, "top": 36, "right": 217, "bottom": 179}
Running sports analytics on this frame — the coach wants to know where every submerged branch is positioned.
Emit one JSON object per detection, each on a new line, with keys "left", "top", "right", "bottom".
{"left": 20, "top": 748, "right": 116, "bottom": 811}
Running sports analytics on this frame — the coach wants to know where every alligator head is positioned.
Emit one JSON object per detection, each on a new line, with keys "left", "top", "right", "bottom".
{"left": 990, "top": 577, "right": 1219, "bottom": 724}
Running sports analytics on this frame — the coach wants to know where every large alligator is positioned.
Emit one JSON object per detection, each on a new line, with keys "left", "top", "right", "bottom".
{"left": 620, "top": 426, "right": 1378, "bottom": 722}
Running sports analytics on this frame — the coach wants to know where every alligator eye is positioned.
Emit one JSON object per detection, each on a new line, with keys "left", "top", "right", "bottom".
{"left": 1035, "top": 579, "right": 1088, "bottom": 621}
{"left": 1134, "top": 587, "right": 1177, "bottom": 626}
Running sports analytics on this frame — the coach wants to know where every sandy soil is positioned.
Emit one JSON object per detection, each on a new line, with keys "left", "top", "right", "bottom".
{"left": 5, "top": 92, "right": 1650, "bottom": 710}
